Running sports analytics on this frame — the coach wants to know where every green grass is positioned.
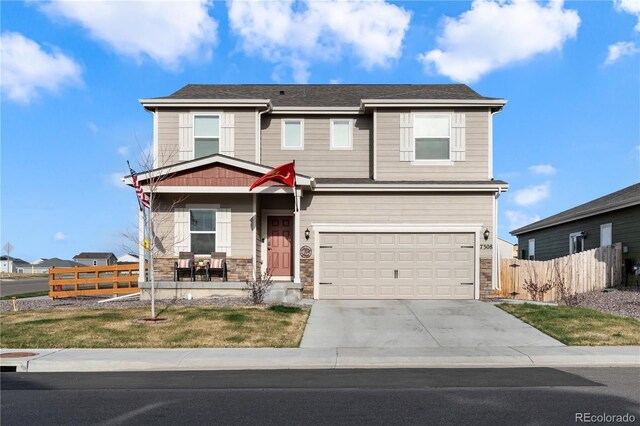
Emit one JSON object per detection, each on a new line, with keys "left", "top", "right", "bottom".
{"left": 1, "top": 291, "right": 50, "bottom": 300}
{"left": 0, "top": 305, "right": 310, "bottom": 349}
{"left": 269, "top": 305, "right": 303, "bottom": 314}
{"left": 498, "top": 303, "right": 640, "bottom": 346}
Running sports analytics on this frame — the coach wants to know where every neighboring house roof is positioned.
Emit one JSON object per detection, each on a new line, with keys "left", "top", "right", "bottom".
{"left": 511, "top": 182, "right": 640, "bottom": 235}
{"left": 40, "top": 258, "right": 84, "bottom": 267}
{"left": 73, "top": 252, "right": 116, "bottom": 260}
{"left": 140, "top": 84, "right": 506, "bottom": 110}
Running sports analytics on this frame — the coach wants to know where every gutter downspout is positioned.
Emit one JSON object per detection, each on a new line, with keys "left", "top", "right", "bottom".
{"left": 257, "top": 101, "right": 273, "bottom": 164}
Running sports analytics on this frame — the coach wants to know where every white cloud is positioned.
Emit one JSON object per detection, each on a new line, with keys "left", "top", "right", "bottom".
{"left": 417, "top": 0, "right": 580, "bottom": 83}
{"left": 615, "top": 0, "right": 640, "bottom": 31}
{"left": 505, "top": 210, "right": 541, "bottom": 231}
{"left": 0, "top": 31, "right": 82, "bottom": 104}
{"left": 605, "top": 41, "right": 640, "bottom": 64}
{"left": 87, "top": 122, "right": 98, "bottom": 133}
{"left": 38, "top": 0, "right": 217, "bottom": 69}
{"left": 329, "top": 78, "right": 342, "bottom": 84}
{"left": 53, "top": 232, "right": 69, "bottom": 241}
{"left": 108, "top": 172, "right": 126, "bottom": 188}
{"left": 117, "top": 146, "right": 130, "bottom": 157}
{"left": 514, "top": 183, "right": 551, "bottom": 206}
{"left": 227, "top": 0, "right": 410, "bottom": 82}
{"left": 529, "top": 164, "right": 557, "bottom": 175}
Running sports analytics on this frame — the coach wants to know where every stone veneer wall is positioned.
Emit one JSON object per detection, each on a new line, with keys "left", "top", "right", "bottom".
{"left": 479, "top": 257, "right": 495, "bottom": 299}
{"left": 300, "top": 257, "right": 314, "bottom": 298}
{"left": 152, "top": 256, "right": 253, "bottom": 282}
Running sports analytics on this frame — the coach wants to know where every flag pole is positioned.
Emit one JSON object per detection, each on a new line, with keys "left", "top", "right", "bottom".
{"left": 293, "top": 160, "right": 298, "bottom": 212}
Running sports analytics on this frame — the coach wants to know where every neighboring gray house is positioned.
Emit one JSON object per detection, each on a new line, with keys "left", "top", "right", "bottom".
{"left": 16, "top": 258, "right": 83, "bottom": 274}
{"left": 511, "top": 182, "right": 640, "bottom": 280}
{"left": 125, "top": 84, "right": 508, "bottom": 300}
{"left": 73, "top": 252, "right": 117, "bottom": 266}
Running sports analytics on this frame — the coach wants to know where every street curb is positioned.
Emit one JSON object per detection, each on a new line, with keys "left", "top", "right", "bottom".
{"left": 2, "top": 347, "right": 638, "bottom": 372}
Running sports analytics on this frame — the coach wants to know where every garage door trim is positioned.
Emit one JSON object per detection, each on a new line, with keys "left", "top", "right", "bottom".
{"left": 312, "top": 224, "right": 483, "bottom": 300}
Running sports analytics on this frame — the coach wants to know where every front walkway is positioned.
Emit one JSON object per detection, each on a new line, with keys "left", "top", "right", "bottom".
{"left": 300, "top": 300, "right": 564, "bottom": 348}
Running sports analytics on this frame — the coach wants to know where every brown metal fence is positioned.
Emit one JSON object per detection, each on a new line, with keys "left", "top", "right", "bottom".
{"left": 49, "top": 264, "right": 145, "bottom": 298}
{"left": 498, "top": 243, "right": 623, "bottom": 302}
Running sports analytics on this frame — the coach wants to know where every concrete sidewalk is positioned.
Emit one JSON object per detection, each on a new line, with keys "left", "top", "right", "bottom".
{"left": 2, "top": 346, "right": 638, "bottom": 372}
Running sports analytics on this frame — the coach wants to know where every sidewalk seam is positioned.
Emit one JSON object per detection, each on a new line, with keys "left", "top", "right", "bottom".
{"left": 176, "top": 350, "right": 197, "bottom": 368}
{"left": 510, "top": 346, "right": 535, "bottom": 365}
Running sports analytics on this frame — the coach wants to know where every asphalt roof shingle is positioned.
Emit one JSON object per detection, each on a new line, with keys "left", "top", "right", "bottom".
{"left": 151, "top": 84, "right": 500, "bottom": 107}
{"left": 511, "top": 182, "right": 640, "bottom": 235}
{"left": 73, "top": 252, "right": 116, "bottom": 259}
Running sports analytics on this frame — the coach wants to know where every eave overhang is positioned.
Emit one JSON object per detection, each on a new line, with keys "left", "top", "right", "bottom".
{"left": 139, "top": 98, "right": 272, "bottom": 111}
{"left": 360, "top": 98, "right": 507, "bottom": 113}
{"left": 313, "top": 182, "right": 509, "bottom": 192}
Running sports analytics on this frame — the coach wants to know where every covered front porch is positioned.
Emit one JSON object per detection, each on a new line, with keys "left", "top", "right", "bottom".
{"left": 127, "top": 154, "right": 315, "bottom": 298}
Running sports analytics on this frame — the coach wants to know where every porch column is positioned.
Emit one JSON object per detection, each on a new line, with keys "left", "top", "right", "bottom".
{"left": 138, "top": 209, "right": 145, "bottom": 283}
{"left": 293, "top": 188, "right": 301, "bottom": 284}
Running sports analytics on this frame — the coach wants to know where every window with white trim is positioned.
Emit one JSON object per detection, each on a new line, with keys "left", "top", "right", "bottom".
{"left": 414, "top": 114, "right": 450, "bottom": 160}
{"left": 569, "top": 232, "right": 585, "bottom": 254}
{"left": 600, "top": 223, "right": 612, "bottom": 247}
{"left": 190, "top": 209, "right": 216, "bottom": 255}
{"left": 194, "top": 115, "right": 220, "bottom": 158}
{"left": 528, "top": 239, "right": 536, "bottom": 260}
{"left": 330, "top": 119, "right": 352, "bottom": 150}
{"left": 282, "top": 119, "right": 303, "bottom": 150}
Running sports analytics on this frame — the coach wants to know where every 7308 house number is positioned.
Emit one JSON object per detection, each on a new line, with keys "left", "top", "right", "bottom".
{"left": 480, "top": 244, "right": 493, "bottom": 250}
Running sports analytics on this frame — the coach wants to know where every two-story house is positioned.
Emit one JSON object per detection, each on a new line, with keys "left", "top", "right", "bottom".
{"left": 126, "top": 84, "right": 508, "bottom": 300}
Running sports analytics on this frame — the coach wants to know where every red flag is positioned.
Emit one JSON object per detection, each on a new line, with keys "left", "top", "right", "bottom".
{"left": 249, "top": 162, "right": 296, "bottom": 191}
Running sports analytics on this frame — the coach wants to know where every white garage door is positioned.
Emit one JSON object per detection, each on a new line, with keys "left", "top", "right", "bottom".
{"left": 318, "top": 233, "right": 475, "bottom": 300}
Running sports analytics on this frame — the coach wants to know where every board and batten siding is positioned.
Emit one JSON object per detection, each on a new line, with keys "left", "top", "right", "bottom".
{"left": 376, "top": 108, "right": 489, "bottom": 181}
{"left": 299, "top": 192, "right": 494, "bottom": 247}
{"left": 155, "top": 108, "right": 257, "bottom": 166}
{"left": 153, "top": 194, "right": 254, "bottom": 258}
{"left": 516, "top": 205, "right": 640, "bottom": 262}
{"left": 261, "top": 115, "right": 371, "bottom": 178}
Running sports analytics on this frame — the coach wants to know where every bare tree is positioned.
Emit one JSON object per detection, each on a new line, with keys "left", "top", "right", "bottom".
{"left": 123, "top": 145, "right": 187, "bottom": 318}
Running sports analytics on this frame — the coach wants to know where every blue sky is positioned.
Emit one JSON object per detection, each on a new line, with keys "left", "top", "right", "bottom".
{"left": 1, "top": 0, "right": 639, "bottom": 262}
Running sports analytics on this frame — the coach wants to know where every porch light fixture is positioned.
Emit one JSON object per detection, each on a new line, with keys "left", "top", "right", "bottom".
{"left": 304, "top": 228, "right": 310, "bottom": 240}
{"left": 483, "top": 229, "right": 490, "bottom": 241}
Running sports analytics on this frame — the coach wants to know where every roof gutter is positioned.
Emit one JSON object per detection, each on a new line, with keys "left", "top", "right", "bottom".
{"left": 139, "top": 98, "right": 271, "bottom": 112}
{"left": 360, "top": 98, "right": 507, "bottom": 112}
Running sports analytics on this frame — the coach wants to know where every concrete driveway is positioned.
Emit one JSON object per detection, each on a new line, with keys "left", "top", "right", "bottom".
{"left": 300, "top": 300, "right": 564, "bottom": 348}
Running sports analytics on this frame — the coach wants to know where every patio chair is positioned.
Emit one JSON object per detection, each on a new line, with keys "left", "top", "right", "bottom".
{"left": 207, "top": 252, "right": 227, "bottom": 282}
{"left": 174, "top": 252, "right": 195, "bottom": 281}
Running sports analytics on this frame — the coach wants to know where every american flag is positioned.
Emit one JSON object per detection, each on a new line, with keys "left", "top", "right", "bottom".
{"left": 127, "top": 161, "right": 150, "bottom": 209}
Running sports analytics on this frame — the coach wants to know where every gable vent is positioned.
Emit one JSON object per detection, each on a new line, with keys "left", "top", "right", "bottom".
{"left": 279, "top": 90, "right": 285, "bottom": 95}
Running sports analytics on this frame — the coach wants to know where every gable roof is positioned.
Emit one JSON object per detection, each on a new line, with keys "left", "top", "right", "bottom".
{"left": 140, "top": 84, "right": 506, "bottom": 111}
{"left": 123, "top": 154, "right": 314, "bottom": 188}
{"left": 40, "top": 258, "right": 84, "bottom": 267}
{"left": 73, "top": 252, "right": 116, "bottom": 260}
{"left": 511, "top": 182, "right": 640, "bottom": 236}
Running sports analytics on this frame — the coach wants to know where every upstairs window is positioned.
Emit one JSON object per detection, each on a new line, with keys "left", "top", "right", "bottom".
{"left": 569, "top": 232, "right": 585, "bottom": 254}
{"left": 414, "top": 114, "right": 450, "bottom": 160}
{"left": 194, "top": 115, "right": 220, "bottom": 158}
{"left": 528, "top": 239, "right": 536, "bottom": 260}
{"left": 331, "top": 119, "right": 352, "bottom": 150}
{"left": 600, "top": 223, "right": 612, "bottom": 247}
{"left": 282, "top": 119, "right": 304, "bottom": 150}
{"left": 190, "top": 209, "right": 216, "bottom": 255}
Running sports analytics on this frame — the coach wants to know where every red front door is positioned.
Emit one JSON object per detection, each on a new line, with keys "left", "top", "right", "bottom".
{"left": 267, "top": 216, "right": 293, "bottom": 277}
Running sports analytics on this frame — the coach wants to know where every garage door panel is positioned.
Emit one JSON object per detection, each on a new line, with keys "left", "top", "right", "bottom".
{"left": 318, "top": 232, "right": 476, "bottom": 300}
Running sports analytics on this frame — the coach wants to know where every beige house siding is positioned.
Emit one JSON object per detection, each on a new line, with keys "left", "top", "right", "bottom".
{"left": 155, "top": 108, "right": 257, "bottom": 166}
{"left": 300, "top": 192, "right": 493, "bottom": 247}
{"left": 157, "top": 108, "right": 180, "bottom": 166}
{"left": 261, "top": 115, "right": 371, "bottom": 177}
{"left": 376, "top": 108, "right": 489, "bottom": 181}
{"left": 153, "top": 194, "right": 254, "bottom": 258}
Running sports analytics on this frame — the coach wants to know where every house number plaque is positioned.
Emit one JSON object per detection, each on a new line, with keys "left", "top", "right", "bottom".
{"left": 300, "top": 245, "right": 312, "bottom": 258}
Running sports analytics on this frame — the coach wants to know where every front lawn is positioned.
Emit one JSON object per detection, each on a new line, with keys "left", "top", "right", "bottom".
{"left": 498, "top": 303, "right": 640, "bottom": 346}
{"left": 0, "top": 305, "right": 309, "bottom": 349}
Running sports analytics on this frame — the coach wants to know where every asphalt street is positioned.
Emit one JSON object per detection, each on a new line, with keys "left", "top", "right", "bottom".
{"left": 2, "top": 368, "right": 638, "bottom": 425}
{"left": 0, "top": 278, "right": 49, "bottom": 297}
